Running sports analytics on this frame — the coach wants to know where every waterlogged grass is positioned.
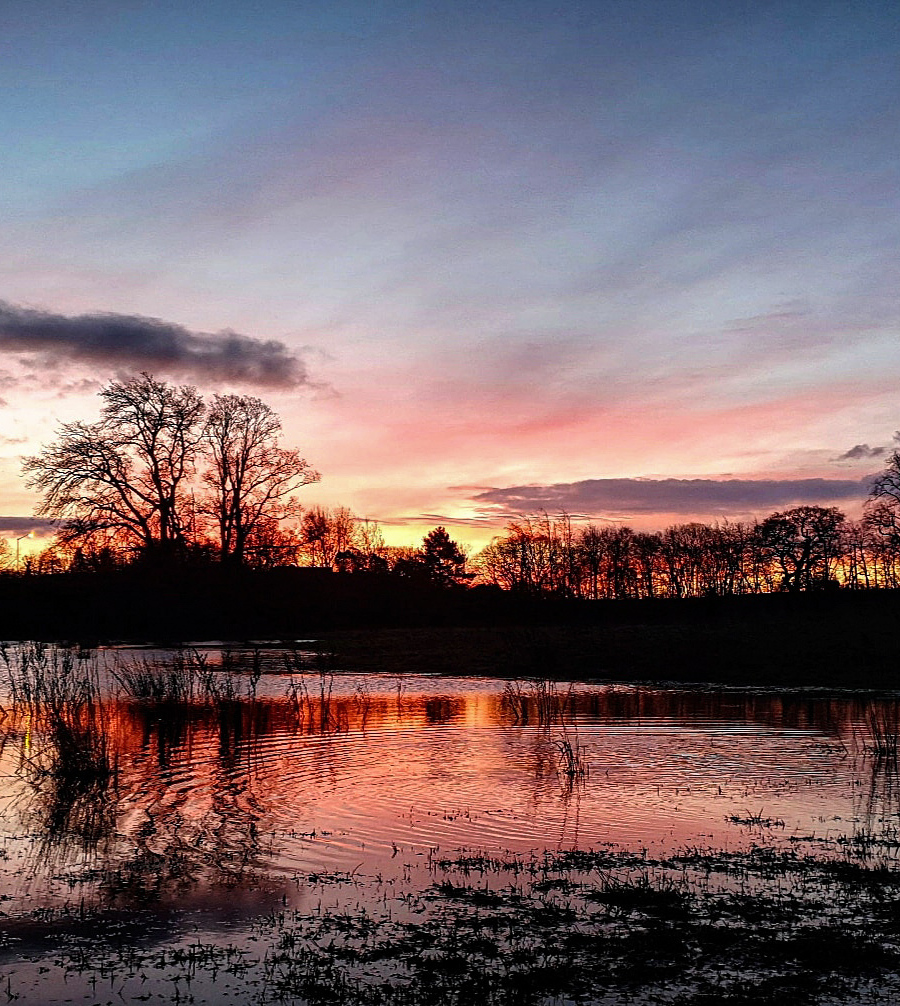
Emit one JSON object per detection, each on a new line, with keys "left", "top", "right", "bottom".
{"left": 4, "top": 844, "right": 900, "bottom": 1004}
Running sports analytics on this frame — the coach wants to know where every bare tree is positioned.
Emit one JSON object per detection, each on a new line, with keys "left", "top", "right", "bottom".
{"left": 869, "top": 448, "right": 900, "bottom": 514}
{"left": 203, "top": 394, "right": 319, "bottom": 565}
{"left": 300, "top": 505, "right": 356, "bottom": 567}
{"left": 23, "top": 374, "right": 204, "bottom": 556}
{"left": 356, "top": 517, "right": 386, "bottom": 559}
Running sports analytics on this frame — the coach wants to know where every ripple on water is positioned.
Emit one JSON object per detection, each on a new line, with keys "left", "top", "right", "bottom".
{"left": 0, "top": 675, "right": 892, "bottom": 899}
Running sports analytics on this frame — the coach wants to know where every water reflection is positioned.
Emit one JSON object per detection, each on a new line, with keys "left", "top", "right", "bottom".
{"left": 2, "top": 648, "right": 900, "bottom": 921}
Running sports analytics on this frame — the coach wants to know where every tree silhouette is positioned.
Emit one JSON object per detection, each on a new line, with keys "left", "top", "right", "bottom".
{"left": 866, "top": 449, "right": 900, "bottom": 540}
{"left": 24, "top": 375, "right": 317, "bottom": 566}
{"left": 23, "top": 374, "right": 203, "bottom": 557}
{"left": 203, "top": 394, "right": 319, "bottom": 565}
{"left": 758, "top": 506, "right": 845, "bottom": 592}
{"left": 420, "top": 526, "right": 469, "bottom": 584}
{"left": 301, "top": 506, "right": 356, "bottom": 567}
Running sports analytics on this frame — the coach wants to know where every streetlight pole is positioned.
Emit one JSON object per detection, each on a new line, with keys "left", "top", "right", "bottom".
{"left": 16, "top": 531, "right": 34, "bottom": 571}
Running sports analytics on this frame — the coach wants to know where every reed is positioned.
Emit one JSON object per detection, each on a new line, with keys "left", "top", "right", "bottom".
{"left": 866, "top": 702, "right": 900, "bottom": 761}
{"left": 2, "top": 643, "right": 116, "bottom": 847}
{"left": 282, "top": 646, "right": 339, "bottom": 731}
{"left": 554, "top": 725, "right": 588, "bottom": 782}
{"left": 501, "top": 677, "right": 575, "bottom": 725}
{"left": 111, "top": 651, "right": 199, "bottom": 703}
{"left": 112, "top": 648, "right": 261, "bottom": 705}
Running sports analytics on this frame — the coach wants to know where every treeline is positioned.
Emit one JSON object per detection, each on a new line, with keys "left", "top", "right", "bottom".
{"left": 20, "top": 516, "right": 469, "bottom": 587}
{"left": 473, "top": 505, "right": 900, "bottom": 598}
{"left": 22, "top": 500, "right": 900, "bottom": 602}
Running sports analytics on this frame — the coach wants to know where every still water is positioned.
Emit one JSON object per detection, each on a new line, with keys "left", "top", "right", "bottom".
{"left": 0, "top": 644, "right": 898, "bottom": 1002}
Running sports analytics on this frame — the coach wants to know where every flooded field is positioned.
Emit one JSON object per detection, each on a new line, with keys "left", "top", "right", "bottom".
{"left": 2, "top": 642, "right": 900, "bottom": 1004}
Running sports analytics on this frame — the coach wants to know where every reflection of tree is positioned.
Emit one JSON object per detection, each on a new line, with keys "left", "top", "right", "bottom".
{"left": 424, "top": 696, "right": 460, "bottom": 724}
{"left": 123, "top": 702, "right": 273, "bottom": 885}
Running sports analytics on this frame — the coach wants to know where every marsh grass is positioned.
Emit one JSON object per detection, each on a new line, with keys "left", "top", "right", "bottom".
{"left": 111, "top": 647, "right": 263, "bottom": 705}
{"left": 10, "top": 843, "right": 900, "bottom": 1005}
{"left": 282, "top": 646, "right": 341, "bottom": 731}
{"left": 1, "top": 643, "right": 116, "bottom": 848}
{"left": 727, "top": 809, "right": 786, "bottom": 828}
{"left": 501, "top": 678, "right": 575, "bottom": 725}
{"left": 111, "top": 650, "right": 199, "bottom": 703}
{"left": 866, "top": 702, "right": 900, "bottom": 761}
{"left": 586, "top": 868, "right": 690, "bottom": 917}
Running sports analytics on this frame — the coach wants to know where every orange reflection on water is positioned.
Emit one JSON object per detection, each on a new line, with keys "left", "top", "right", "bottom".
{"left": 0, "top": 678, "right": 895, "bottom": 914}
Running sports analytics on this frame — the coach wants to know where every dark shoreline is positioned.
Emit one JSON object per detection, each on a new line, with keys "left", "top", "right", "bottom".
{"left": 2, "top": 567, "right": 900, "bottom": 688}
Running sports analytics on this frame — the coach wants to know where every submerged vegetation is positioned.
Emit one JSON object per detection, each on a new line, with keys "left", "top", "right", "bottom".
{"left": 6, "top": 843, "right": 900, "bottom": 1004}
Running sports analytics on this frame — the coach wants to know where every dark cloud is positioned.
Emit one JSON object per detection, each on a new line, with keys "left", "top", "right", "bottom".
{"left": 0, "top": 301, "right": 312, "bottom": 388}
{"left": 473, "top": 477, "right": 874, "bottom": 517}
{"left": 836, "top": 444, "right": 888, "bottom": 461}
{"left": 0, "top": 517, "right": 58, "bottom": 534}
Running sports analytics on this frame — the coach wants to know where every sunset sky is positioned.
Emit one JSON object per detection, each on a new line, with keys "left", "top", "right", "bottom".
{"left": 1, "top": 0, "right": 898, "bottom": 553}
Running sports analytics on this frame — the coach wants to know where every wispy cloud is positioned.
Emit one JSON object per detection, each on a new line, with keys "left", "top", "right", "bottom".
{"left": 835, "top": 444, "right": 889, "bottom": 461}
{"left": 0, "top": 301, "right": 315, "bottom": 388}
{"left": 474, "top": 477, "right": 874, "bottom": 518}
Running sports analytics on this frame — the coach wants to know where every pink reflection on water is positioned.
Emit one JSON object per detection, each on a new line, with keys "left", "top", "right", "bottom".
{"left": 0, "top": 677, "right": 894, "bottom": 914}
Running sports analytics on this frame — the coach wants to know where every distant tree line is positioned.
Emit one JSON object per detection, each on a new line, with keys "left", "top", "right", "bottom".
{"left": 471, "top": 450, "right": 900, "bottom": 597}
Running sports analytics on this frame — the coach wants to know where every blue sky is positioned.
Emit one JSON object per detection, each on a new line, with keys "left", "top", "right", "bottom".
{"left": 1, "top": 0, "right": 898, "bottom": 548}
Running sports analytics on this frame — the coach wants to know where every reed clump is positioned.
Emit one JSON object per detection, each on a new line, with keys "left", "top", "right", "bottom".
{"left": 554, "top": 727, "right": 588, "bottom": 782}
{"left": 111, "top": 651, "right": 200, "bottom": 703}
{"left": 1, "top": 643, "right": 116, "bottom": 846}
{"left": 865, "top": 702, "right": 900, "bottom": 762}
{"left": 501, "top": 677, "right": 575, "bottom": 725}
{"left": 112, "top": 648, "right": 261, "bottom": 705}
{"left": 282, "top": 647, "right": 339, "bottom": 731}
